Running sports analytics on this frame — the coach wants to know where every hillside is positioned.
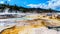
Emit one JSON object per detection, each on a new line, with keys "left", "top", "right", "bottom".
{"left": 0, "top": 4, "right": 60, "bottom": 13}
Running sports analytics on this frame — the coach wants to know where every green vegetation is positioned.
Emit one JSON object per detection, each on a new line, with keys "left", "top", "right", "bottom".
{"left": 0, "top": 4, "right": 60, "bottom": 13}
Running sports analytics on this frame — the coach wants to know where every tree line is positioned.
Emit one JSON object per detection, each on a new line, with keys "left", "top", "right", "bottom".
{"left": 0, "top": 4, "right": 60, "bottom": 13}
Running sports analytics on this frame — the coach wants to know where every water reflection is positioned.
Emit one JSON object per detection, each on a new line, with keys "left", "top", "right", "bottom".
{"left": 0, "top": 21, "right": 16, "bottom": 27}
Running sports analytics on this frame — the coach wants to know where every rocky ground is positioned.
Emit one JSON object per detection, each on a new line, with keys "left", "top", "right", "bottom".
{"left": 0, "top": 13, "right": 60, "bottom": 34}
